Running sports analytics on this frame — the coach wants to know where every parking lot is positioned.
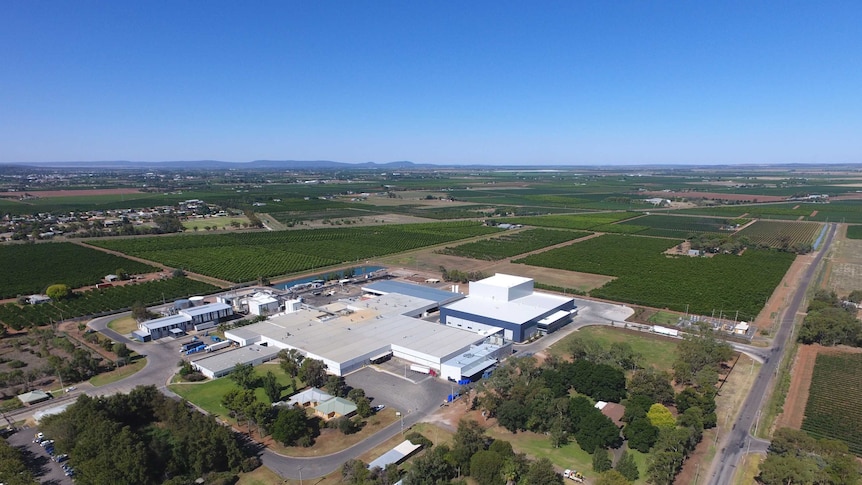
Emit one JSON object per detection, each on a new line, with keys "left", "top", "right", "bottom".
{"left": 345, "top": 364, "right": 451, "bottom": 416}
{"left": 5, "top": 426, "right": 74, "bottom": 484}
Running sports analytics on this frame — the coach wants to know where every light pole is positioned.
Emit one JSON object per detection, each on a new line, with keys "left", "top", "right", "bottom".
{"left": 298, "top": 466, "right": 303, "bottom": 485}
{"left": 396, "top": 411, "right": 403, "bottom": 435}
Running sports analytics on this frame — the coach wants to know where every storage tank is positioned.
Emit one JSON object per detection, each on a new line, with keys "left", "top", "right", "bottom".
{"left": 174, "top": 299, "right": 192, "bottom": 310}
{"left": 189, "top": 296, "right": 205, "bottom": 307}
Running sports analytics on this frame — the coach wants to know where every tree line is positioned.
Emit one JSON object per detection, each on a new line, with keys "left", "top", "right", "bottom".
{"left": 40, "top": 386, "right": 258, "bottom": 485}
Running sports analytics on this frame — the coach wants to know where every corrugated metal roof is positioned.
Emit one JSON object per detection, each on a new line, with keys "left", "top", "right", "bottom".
{"left": 364, "top": 281, "right": 463, "bottom": 305}
{"left": 182, "top": 302, "right": 231, "bottom": 316}
{"left": 368, "top": 440, "right": 423, "bottom": 470}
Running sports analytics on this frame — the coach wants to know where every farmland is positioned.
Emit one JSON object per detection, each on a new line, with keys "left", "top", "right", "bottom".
{"left": 0, "top": 277, "right": 218, "bottom": 329}
{"left": 846, "top": 225, "right": 862, "bottom": 239}
{"left": 619, "top": 214, "right": 747, "bottom": 238}
{"left": 515, "top": 234, "right": 795, "bottom": 320}
{"left": 437, "top": 228, "right": 591, "bottom": 261}
{"left": 88, "top": 222, "right": 500, "bottom": 282}
{"left": 501, "top": 211, "right": 638, "bottom": 230}
{"left": 0, "top": 243, "right": 157, "bottom": 299}
{"left": 801, "top": 352, "right": 862, "bottom": 455}
{"left": 735, "top": 220, "right": 823, "bottom": 249}
{"left": 674, "top": 201, "right": 862, "bottom": 223}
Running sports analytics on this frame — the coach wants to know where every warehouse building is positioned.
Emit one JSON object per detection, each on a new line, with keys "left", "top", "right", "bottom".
{"left": 224, "top": 280, "right": 503, "bottom": 377}
{"left": 190, "top": 345, "right": 281, "bottom": 378}
{"left": 439, "top": 274, "right": 576, "bottom": 342}
{"left": 133, "top": 302, "right": 233, "bottom": 341}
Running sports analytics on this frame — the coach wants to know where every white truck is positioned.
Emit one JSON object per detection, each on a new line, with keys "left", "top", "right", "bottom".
{"left": 205, "top": 340, "right": 231, "bottom": 352}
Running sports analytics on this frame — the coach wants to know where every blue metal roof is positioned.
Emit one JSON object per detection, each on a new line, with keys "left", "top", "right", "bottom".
{"left": 364, "top": 281, "right": 463, "bottom": 305}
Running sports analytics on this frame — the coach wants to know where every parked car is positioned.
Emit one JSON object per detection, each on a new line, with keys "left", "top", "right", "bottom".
{"left": 373, "top": 404, "right": 386, "bottom": 412}
{"left": 54, "top": 454, "right": 69, "bottom": 462}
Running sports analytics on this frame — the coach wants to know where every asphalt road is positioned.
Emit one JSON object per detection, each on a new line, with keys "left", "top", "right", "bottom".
{"left": 707, "top": 223, "right": 837, "bottom": 485}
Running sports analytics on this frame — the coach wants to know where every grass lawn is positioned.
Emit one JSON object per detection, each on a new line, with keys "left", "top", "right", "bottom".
{"left": 169, "top": 363, "right": 301, "bottom": 419}
{"left": 647, "top": 310, "right": 682, "bottom": 326}
{"left": 107, "top": 316, "right": 138, "bottom": 335}
{"left": 733, "top": 453, "right": 763, "bottom": 485}
{"left": 89, "top": 355, "right": 146, "bottom": 387}
{"left": 550, "top": 325, "right": 680, "bottom": 372}
{"left": 183, "top": 215, "right": 249, "bottom": 230}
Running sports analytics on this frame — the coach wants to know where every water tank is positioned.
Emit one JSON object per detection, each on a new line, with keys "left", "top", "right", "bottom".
{"left": 174, "top": 299, "right": 192, "bottom": 310}
{"left": 189, "top": 296, "right": 205, "bottom": 307}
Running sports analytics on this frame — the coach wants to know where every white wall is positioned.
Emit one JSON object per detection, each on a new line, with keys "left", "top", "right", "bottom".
{"left": 443, "top": 316, "right": 509, "bottom": 339}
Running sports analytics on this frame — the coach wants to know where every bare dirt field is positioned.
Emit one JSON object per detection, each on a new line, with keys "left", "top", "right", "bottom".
{"left": 775, "top": 344, "right": 862, "bottom": 431}
{"left": 0, "top": 188, "right": 143, "bottom": 198}
{"left": 823, "top": 224, "right": 862, "bottom": 297}
{"left": 751, "top": 251, "right": 815, "bottom": 338}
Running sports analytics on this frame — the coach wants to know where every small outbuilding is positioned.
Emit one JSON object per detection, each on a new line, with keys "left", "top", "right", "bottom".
{"left": 314, "top": 396, "right": 357, "bottom": 421}
{"left": 18, "top": 390, "right": 51, "bottom": 406}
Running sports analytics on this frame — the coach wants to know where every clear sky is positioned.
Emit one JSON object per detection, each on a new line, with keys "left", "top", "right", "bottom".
{"left": 1, "top": 1, "right": 860, "bottom": 165}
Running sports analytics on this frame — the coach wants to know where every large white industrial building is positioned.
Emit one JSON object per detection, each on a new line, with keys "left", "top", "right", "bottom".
{"left": 133, "top": 302, "right": 233, "bottom": 341}
{"left": 440, "top": 274, "right": 576, "bottom": 342}
{"left": 210, "top": 274, "right": 571, "bottom": 381}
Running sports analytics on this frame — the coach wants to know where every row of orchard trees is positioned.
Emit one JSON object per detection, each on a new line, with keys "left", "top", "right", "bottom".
{"left": 474, "top": 324, "right": 731, "bottom": 484}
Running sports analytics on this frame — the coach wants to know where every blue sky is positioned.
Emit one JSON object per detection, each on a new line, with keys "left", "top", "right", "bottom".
{"left": 1, "top": 1, "right": 860, "bottom": 165}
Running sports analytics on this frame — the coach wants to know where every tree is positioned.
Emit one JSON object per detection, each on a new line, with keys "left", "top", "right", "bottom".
{"left": 116, "top": 268, "right": 130, "bottom": 280}
{"left": 403, "top": 445, "right": 455, "bottom": 485}
{"left": 113, "top": 342, "right": 131, "bottom": 364}
{"left": 623, "top": 417, "right": 658, "bottom": 453}
{"left": 627, "top": 369, "right": 675, "bottom": 405}
{"left": 131, "top": 301, "right": 155, "bottom": 322}
{"left": 278, "top": 348, "right": 304, "bottom": 382}
{"left": 229, "top": 362, "right": 257, "bottom": 389}
{"left": 497, "top": 399, "right": 529, "bottom": 433}
{"left": 646, "top": 403, "right": 675, "bottom": 429}
{"left": 299, "top": 358, "right": 327, "bottom": 388}
{"left": 596, "top": 470, "right": 631, "bottom": 485}
{"left": 342, "top": 459, "right": 371, "bottom": 484}
{"left": 470, "top": 450, "right": 505, "bottom": 485}
{"left": 262, "top": 371, "right": 281, "bottom": 403}
{"left": 271, "top": 407, "right": 310, "bottom": 446}
{"left": 592, "top": 448, "right": 612, "bottom": 473}
{"left": 451, "top": 419, "right": 489, "bottom": 473}
{"left": 646, "top": 450, "right": 684, "bottom": 485}
{"left": 673, "top": 325, "right": 733, "bottom": 385}
{"left": 574, "top": 409, "right": 622, "bottom": 453}
{"left": 46, "top": 283, "right": 72, "bottom": 300}
{"left": 615, "top": 450, "right": 639, "bottom": 481}
{"left": 520, "top": 457, "right": 563, "bottom": 485}
{"left": 324, "top": 375, "right": 347, "bottom": 397}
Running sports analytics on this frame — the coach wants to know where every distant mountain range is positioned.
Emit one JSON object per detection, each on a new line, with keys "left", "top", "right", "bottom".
{"left": 1, "top": 160, "right": 861, "bottom": 171}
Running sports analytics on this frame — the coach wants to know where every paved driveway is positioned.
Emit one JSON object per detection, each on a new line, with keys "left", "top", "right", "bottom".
{"left": 346, "top": 365, "right": 450, "bottom": 414}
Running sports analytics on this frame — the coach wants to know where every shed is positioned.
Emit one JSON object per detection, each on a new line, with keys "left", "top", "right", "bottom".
{"left": 18, "top": 390, "right": 51, "bottom": 405}
{"left": 368, "top": 440, "right": 423, "bottom": 470}
{"left": 734, "top": 321, "right": 750, "bottom": 335}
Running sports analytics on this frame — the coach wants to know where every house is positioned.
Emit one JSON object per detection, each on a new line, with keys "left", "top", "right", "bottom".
{"left": 285, "top": 388, "right": 333, "bottom": 408}
{"left": 314, "top": 396, "right": 357, "bottom": 421}
{"left": 28, "top": 294, "right": 51, "bottom": 305}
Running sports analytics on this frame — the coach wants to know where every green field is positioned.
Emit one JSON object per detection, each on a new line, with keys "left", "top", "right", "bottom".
{"left": 0, "top": 277, "right": 218, "bottom": 329}
{"left": 619, "top": 214, "right": 746, "bottom": 239}
{"left": 846, "top": 225, "right": 862, "bottom": 239}
{"left": 169, "top": 363, "right": 300, "bottom": 418}
{"left": 437, "top": 228, "right": 591, "bottom": 261}
{"left": 0, "top": 242, "right": 157, "bottom": 299}
{"left": 550, "top": 325, "right": 680, "bottom": 372}
{"left": 801, "top": 352, "right": 862, "bottom": 455}
{"left": 90, "top": 221, "right": 500, "bottom": 282}
{"left": 516, "top": 234, "right": 794, "bottom": 321}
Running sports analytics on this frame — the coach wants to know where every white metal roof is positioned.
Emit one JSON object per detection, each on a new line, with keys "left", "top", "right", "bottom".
{"left": 444, "top": 291, "right": 573, "bottom": 325}
{"left": 144, "top": 314, "right": 191, "bottom": 330}
{"left": 477, "top": 273, "right": 532, "bottom": 288}
{"left": 191, "top": 346, "right": 280, "bottom": 375}
{"left": 182, "top": 302, "right": 231, "bottom": 317}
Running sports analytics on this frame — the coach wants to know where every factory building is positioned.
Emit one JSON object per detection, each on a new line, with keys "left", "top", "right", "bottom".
{"left": 132, "top": 302, "right": 233, "bottom": 341}
{"left": 439, "top": 274, "right": 576, "bottom": 342}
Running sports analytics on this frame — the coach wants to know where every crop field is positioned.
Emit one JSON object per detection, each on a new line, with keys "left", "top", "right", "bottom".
{"left": 618, "top": 214, "right": 747, "bottom": 238}
{"left": 0, "top": 243, "right": 157, "bottom": 299}
{"left": 734, "top": 220, "right": 823, "bottom": 249}
{"left": 501, "top": 211, "right": 638, "bottom": 230}
{"left": 515, "top": 234, "right": 794, "bottom": 320}
{"left": 847, "top": 225, "right": 862, "bottom": 239}
{"left": 437, "top": 229, "right": 591, "bottom": 261}
{"left": 0, "top": 277, "right": 219, "bottom": 329}
{"left": 675, "top": 201, "right": 862, "bottom": 223}
{"left": 89, "top": 222, "right": 500, "bottom": 282}
{"left": 801, "top": 353, "right": 862, "bottom": 455}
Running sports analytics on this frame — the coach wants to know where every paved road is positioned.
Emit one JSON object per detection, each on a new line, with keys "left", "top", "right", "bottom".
{"left": 707, "top": 223, "right": 837, "bottom": 485}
